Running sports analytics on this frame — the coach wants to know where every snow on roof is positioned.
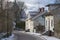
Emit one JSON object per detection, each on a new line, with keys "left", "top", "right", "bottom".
{"left": 31, "top": 12, "right": 46, "bottom": 20}
{"left": 46, "top": 4, "right": 60, "bottom": 7}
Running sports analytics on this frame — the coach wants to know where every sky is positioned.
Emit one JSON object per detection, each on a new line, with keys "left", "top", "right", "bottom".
{"left": 9, "top": 0, "right": 55, "bottom": 11}
{"left": 18, "top": 0, "right": 55, "bottom": 11}
{"left": 9, "top": 0, "right": 14, "bottom": 2}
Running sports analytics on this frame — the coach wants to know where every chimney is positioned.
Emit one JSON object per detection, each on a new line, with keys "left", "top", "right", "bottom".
{"left": 39, "top": 7, "right": 44, "bottom": 13}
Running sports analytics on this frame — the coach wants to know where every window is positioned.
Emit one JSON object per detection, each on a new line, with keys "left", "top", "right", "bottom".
{"left": 45, "top": 20, "right": 47, "bottom": 26}
{"left": 51, "top": 20, "right": 54, "bottom": 27}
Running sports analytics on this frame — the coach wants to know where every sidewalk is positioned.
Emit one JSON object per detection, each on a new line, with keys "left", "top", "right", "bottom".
{"left": 1, "top": 34, "right": 14, "bottom": 40}
{"left": 0, "top": 33, "right": 8, "bottom": 39}
{"left": 42, "top": 36, "right": 60, "bottom": 40}
{"left": 1, "top": 31, "right": 60, "bottom": 40}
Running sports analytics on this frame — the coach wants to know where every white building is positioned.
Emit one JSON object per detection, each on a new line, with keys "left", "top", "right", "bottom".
{"left": 25, "top": 8, "right": 45, "bottom": 33}
{"left": 25, "top": 0, "right": 60, "bottom": 37}
{"left": 45, "top": 3, "right": 60, "bottom": 36}
{"left": 25, "top": 7, "right": 55, "bottom": 34}
{"left": 44, "top": 13, "right": 54, "bottom": 32}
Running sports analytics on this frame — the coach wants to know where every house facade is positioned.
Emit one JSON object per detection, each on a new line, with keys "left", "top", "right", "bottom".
{"left": 25, "top": 3, "right": 60, "bottom": 37}
{"left": 25, "top": 1, "right": 60, "bottom": 37}
{"left": 45, "top": 14, "right": 54, "bottom": 32}
{"left": 25, "top": 8, "right": 45, "bottom": 32}
{"left": 45, "top": 2, "right": 60, "bottom": 37}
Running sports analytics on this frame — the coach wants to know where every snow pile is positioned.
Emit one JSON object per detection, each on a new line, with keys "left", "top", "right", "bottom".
{"left": 26, "top": 32, "right": 41, "bottom": 36}
{"left": 2, "top": 34, "right": 14, "bottom": 40}
{"left": 42, "top": 36, "right": 60, "bottom": 40}
{"left": 26, "top": 32, "right": 60, "bottom": 40}
{"left": 1, "top": 32, "right": 60, "bottom": 40}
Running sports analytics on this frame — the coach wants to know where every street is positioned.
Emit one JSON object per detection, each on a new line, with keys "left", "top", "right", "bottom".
{"left": 1, "top": 31, "right": 60, "bottom": 40}
{"left": 13, "top": 31, "right": 46, "bottom": 40}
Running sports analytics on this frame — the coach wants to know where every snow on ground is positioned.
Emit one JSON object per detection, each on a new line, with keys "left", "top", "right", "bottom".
{"left": 25, "top": 32, "right": 60, "bottom": 40}
{"left": 42, "top": 36, "right": 60, "bottom": 40}
{"left": 1, "top": 32, "right": 60, "bottom": 40}
{"left": 26, "top": 32, "right": 41, "bottom": 36}
{"left": 1, "top": 34, "right": 14, "bottom": 40}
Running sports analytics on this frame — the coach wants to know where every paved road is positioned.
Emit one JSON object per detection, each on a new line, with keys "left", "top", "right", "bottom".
{"left": 13, "top": 31, "right": 46, "bottom": 40}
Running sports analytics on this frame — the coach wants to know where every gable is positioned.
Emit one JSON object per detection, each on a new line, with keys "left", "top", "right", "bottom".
{"left": 51, "top": 7, "right": 60, "bottom": 15}
{"left": 31, "top": 12, "right": 46, "bottom": 20}
{"left": 34, "top": 16, "right": 45, "bottom": 25}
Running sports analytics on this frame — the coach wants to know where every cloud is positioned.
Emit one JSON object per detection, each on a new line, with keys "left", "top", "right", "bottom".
{"left": 9, "top": 0, "right": 14, "bottom": 2}
{"left": 17, "top": 0, "right": 55, "bottom": 11}
{"left": 18, "top": 0, "right": 55, "bottom": 5}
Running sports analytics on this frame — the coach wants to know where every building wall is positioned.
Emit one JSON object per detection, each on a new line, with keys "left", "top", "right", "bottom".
{"left": 48, "top": 6, "right": 58, "bottom": 11}
{"left": 35, "top": 16, "right": 45, "bottom": 25}
{"left": 25, "top": 20, "right": 34, "bottom": 32}
{"left": 48, "top": 5, "right": 60, "bottom": 38}
{"left": 54, "top": 14, "right": 60, "bottom": 38}
{"left": 25, "top": 15, "right": 45, "bottom": 33}
{"left": 45, "top": 16, "right": 54, "bottom": 32}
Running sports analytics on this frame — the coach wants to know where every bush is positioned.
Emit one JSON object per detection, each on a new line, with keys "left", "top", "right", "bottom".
{"left": 2, "top": 32, "right": 12, "bottom": 38}
{"left": 16, "top": 21, "right": 25, "bottom": 30}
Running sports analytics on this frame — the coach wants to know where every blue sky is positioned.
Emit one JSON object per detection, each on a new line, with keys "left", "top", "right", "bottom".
{"left": 18, "top": 0, "right": 55, "bottom": 11}
{"left": 10, "top": 0, "right": 55, "bottom": 11}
